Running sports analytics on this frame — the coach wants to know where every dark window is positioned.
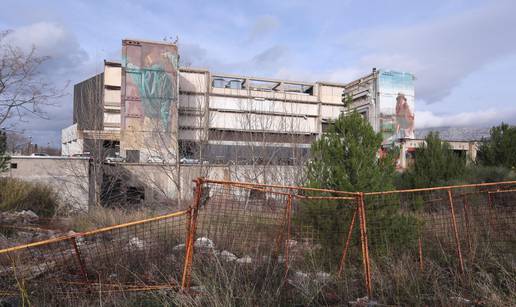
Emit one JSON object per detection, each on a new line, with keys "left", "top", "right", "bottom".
{"left": 10, "top": 163, "right": 17, "bottom": 169}
{"left": 126, "top": 150, "right": 140, "bottom": 163}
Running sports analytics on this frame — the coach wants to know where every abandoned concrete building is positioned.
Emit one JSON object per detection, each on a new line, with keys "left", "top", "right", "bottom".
{"left": 63, "top": 39, "right": 443, "bottom": 167}
{"left": 12, "top": 38, "right": 475, "bottom": 210}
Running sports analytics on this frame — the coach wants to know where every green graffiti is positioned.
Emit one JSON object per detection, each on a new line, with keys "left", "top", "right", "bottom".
{"left": 123, "top": 52, "right": 178, "bottom": 130}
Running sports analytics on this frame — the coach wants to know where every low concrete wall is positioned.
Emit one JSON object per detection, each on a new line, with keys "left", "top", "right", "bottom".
{"left": 2, "top": 157, "right": 305, "bottom": 211}
{"left": 1, "top": 157, "right": 90, "bottom": 211}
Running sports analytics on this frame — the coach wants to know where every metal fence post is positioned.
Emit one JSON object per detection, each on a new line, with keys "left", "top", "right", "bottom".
{"left": 447, "top": 189, "right": 465, "bottom": 273}
{"left": 337, "top": 206, "right": 358, "bottom": 278}
{"left": 69, "top": 236, "right": 88, "bottom": 282}
{"left": 358, "top": 192, "right": 372, "bottom": 298}
{"left": 181, "top": 178, "right": 203, "bottom": 290}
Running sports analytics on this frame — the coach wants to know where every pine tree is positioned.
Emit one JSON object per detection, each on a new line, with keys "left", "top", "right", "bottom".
{"left": 306, "top": 111, "right": 395, "bottom": 192}
{"left": 403, "top": 132, "right": 466, "bottom": 188}
{"left": 477, "top": 123, "right": 516, "bottom": 169}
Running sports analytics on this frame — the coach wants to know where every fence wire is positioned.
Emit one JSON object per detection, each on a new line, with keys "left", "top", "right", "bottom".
{"left": 0, "top": 179, "right": 514, "bottom": 301}
{"left": 0, "top": 210, "right": 189, "bottom": 296}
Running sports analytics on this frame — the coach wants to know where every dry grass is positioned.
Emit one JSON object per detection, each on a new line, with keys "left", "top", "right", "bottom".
{"left": 58, "top": 206, "right": 162, "bottom": 232}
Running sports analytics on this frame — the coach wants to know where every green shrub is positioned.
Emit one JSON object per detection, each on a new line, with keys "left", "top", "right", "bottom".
{"left": 0, "top": 178, "right": 58, "bottom": 217}
{"left": 464, "top": 165, "right": 515, "bottom": 183}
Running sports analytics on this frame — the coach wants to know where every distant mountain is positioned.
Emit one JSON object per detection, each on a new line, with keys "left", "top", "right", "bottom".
{"left": 415, "top": 127, "right": 491, "bottom": 141}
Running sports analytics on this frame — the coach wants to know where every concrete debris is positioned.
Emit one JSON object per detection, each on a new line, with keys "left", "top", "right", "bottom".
{"left": 19, "top": 210, "right": 39, "bottom": 223}
{"left": 236, "top": 255, "right": 252, "bottom": 264}
{"left": 219, "top": 250, "right": 237, "bottom": 262}
{"left": 194, "top": 237, "right": 214, "bottom": 249}
{"left": 349, "top": 296, "right": 379, "bottom": 306}
{"left": 128, "top": 237, "right": 144, "bottom": 250}
{"left": 172, "top": 243, "right": 185, "bottom": 251}
{"left": 1, "top": 210, "right": 39, "bottom": 224}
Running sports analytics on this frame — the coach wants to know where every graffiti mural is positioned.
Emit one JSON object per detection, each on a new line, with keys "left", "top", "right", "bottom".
{"left": 378, "top": 70, "right": 415, "bottom": 144}
{"left": 121, "top": 40, "right": 179, "bottom": 161}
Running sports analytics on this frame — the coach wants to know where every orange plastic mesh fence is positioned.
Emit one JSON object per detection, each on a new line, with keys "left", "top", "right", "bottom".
{"left": 0, "top": 179, "right": 514, "bottom": 300}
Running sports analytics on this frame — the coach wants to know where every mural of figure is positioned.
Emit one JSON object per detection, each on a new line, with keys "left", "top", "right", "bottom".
{"left": 124, "top": 45, "right": 178, "bottom": 132}
{"left": 395, "top": 93, "right": 415, "bottom": 139}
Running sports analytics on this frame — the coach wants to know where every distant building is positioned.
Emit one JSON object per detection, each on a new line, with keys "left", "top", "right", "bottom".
{"left": 61, "top": 38, "right": 477, "bottom": 169}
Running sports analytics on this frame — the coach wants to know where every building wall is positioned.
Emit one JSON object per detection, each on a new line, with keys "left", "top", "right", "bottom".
{"left": 103, "top": 62, "right": 122, "bottom": 131}
{"left": 120, "top": 39, "right": 179, "bottom": 163}
{"left": 73, "top": 73, "right": 105, "bottom": 131}
{"left": 1, "top": 157, "right": 90, "bottom": 211}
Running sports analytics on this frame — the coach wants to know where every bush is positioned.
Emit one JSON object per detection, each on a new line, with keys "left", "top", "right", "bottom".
{"left": 463, "top": 165, "right": 516, "bottom": 183}
{"left": 0, "top": 178, "right": 58, "bottom": 217}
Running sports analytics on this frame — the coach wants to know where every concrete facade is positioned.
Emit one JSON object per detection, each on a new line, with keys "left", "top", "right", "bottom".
{"left": 1, "top": 157, "right": 90, "bottom": 211}
{"left": 1, "top": 156, "right": 302, "bottom": 211}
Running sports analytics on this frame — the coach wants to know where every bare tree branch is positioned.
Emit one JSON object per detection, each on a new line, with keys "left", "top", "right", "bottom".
{"left": 0, "top": 30, "right": 66, "bottom": 128}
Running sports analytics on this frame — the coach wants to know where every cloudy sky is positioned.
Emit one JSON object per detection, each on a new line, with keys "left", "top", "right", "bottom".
{"left": 1, "top": 0, "right": 515, "bottom": 146}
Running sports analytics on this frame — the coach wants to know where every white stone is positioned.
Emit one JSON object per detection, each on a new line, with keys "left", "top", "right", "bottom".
{"left": 172, "top": 243, "right": 185, "bottom": 251}
{"left": 19, "top": 210, "right": 39, "bottom": 222}
{"left": 128, "top": 237, "right": 144, "bottom": 250}
{"left": 236, "top": 255, "right": 252, "bottom": 264}
{"left": 220, "top": 250, "right": 237, "bottom": 262}
{"left": 194, "top": 237, "right": 214, "bottom": 249}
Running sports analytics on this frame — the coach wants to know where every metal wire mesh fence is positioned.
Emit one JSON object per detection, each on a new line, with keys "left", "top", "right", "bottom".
{"left": 0, "top": 178, "right": 514, "bottom": 301}
{"left": 0, "top": 210, "right": 189, "bottom": 296}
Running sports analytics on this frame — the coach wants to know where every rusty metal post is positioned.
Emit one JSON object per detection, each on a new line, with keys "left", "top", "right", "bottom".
{"left": 447, "top": 189, "right": 465, "bottom": 273}
{"left": 337, "top": 206, "right": 358, "bottom": 278}
{"left": 69, "top": 236, "right": 88, "bottom": 281}
{"left": 181, "top": 178, "right": 203, "bottom": 290}
{"left": 283, "top": 194, "right": 293, "bottom": 274}
{"left": 358, "top": 193, "right": 372, "bottom": 298}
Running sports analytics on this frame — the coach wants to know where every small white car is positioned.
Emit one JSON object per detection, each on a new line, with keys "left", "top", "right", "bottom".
{"left": 147, "top": 156, "right": 165, "bottom": 163}
{"left": 105, "top": 156, "right": 125, "bottom": 163}
{"left": 30, "top": 153, "right": 49, "bottom": 157}
{"left": 180, "top": 158, "right": 200, "bottom": 164}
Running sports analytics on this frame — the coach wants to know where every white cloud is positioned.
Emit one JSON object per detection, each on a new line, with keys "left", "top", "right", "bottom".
{"left": 345, "top": 0, "right": 516, "bottom": 104}
{"left": 4, "top": 22, "right": 88, "bottom": 74}
{"left": 416, "top": 107, "right": 516, "bottom": 129}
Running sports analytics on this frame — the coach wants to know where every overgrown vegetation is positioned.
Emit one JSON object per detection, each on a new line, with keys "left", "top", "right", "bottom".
{"left": 397, "top": 131, "right": 467, "bottom": 188}
{"left": 303, "top": 111, "right": 421, "bottom": 267}
{"left": 0, "top": 178, "right": 58, "bottom": 217}
{"left": 306, "top": 111, "right": 396, "bottom": 192}
{"left": 477, "top": 122, "right": 516, "bottom": 169}
{"left": 397, "top": 123, "right": 516, "bottom": 189}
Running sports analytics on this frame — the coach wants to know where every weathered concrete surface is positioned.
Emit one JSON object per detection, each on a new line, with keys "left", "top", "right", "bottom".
{"left": 2, "top": 157, "right": 304, "bottom": 211}
{"left": 1, "top": 156, "right": 90, "bottom": 211}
